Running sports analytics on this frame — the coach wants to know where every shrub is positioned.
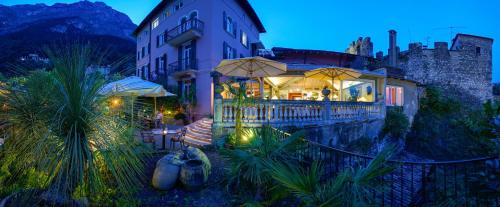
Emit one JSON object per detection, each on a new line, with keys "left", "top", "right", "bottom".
{"left": 380, "top": 107, "right": 410, "bottom": 140}
{"left": 173, "top": 112, "right": 189, "bottom": 125}
{"left": 405, "top": 87, "right": 497, "bottom": 160}
{"left": 346, "top": 137, "right": 374, "bottom": 154}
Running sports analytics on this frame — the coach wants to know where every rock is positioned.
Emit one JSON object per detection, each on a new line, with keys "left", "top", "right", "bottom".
{"left": 184, "top": 147, "right": 211, "bottom": 182}
{"left": 152, "top": 153, "right": 184, "bottom": 190}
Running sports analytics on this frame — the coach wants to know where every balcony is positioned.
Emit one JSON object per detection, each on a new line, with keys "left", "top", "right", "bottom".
{"left": 166, "top": 19, "right": 204, "bottom": 46}
{"left": 168, "top": 58, "right": 198, "bottom": 77}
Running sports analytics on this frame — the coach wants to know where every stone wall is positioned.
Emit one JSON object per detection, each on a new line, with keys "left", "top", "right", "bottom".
{"left": 397, "top": 35, "right": 493, "bottom": 105}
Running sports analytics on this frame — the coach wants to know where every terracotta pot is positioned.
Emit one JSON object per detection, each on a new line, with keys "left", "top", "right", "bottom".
{"left": 179, "top": 159, "right": 205, "bottom": 191}
{"left": 152, "top": 153, "right": 183, "bottom": 190}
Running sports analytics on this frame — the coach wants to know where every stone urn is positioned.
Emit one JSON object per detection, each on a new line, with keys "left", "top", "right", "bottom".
{"left": 322, "top": 87, "right": 331, "bottom": 101}
{"left": 184, "top": 146, "right": 211, "bottom": 182}
{"left": 179, "top": 159, "right": 205, "bottom": 191}
{"left": 152, "top": 153, "right": 184, "bottom": 190}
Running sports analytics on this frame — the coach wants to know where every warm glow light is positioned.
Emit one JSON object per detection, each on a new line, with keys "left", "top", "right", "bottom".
{"left": 162, "top": 129, "right": 168, "bottom": 135}
{"left": 110, "top": 98, "right": 121, "bottom": 108}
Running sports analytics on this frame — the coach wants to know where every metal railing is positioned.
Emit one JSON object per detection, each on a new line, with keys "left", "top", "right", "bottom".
{"left": 168, "top": 58, "right": 198, "bottom": 74}
{"left": 289, "top": 137, "right": 500, "bottom": 206}
{"left": 166, "top": 18, "right": 204, "bottom": 41}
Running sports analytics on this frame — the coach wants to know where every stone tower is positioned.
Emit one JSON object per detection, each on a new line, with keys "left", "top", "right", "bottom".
{"left": 388, "top": 30, "right": 399, "bottom": 66}
{"left": 397, "top": 34, "right": 493, "bottom": 104}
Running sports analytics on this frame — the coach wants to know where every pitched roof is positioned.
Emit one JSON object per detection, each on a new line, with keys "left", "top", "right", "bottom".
{"left": 132, "top": 0, "right": 266, "bottom": 36}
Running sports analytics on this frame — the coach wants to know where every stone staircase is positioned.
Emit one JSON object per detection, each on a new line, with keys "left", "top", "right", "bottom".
{"left": 183, "top": 118, "right": 213, "bottom": 148}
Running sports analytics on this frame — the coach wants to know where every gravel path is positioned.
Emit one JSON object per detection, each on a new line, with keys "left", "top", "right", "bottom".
{"left": 134, "top": 149, "right": 235, "bottom": 207}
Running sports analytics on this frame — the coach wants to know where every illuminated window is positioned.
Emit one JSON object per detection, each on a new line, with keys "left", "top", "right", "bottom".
{"left": 240, "top": 31, "right": 248, "bottom": 47}
{"left": 385, "top": 85, "right": 404, "bottom": 106}
{"left": 152, "top": 17, "right": 159, "bottom": 29}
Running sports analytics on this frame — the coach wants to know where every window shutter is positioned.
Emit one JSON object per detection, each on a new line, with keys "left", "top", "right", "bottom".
{"left": 191, "top": 40, "right": 197, "bottom": 67}
{"left": 223, "top": 42, "right": 228, "bottom": 59}
{"left": 156, "top": 35, "right": 160, "bottom": 47}
{"left": 155, "top": 57, "right": 159, "bottom": 74}
{"left": 233, "top": 21, "right": 237, "bottom": 37}
{"left": 223, "top": 11, "right": 227, "bottom": 31}
{"left": 163, "top": 54, "right": 168, "bottom": 76}
{"left": 232, "top": 48, "right": 237, "bottom": 59}
{"left": 178, "top": 47, "right": 183, "bottom": 64}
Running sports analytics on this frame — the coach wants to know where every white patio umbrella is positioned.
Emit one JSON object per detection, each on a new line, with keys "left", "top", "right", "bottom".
{"left": 99, "top": 76, "right": 176, "bottom": 125}
{"left": 305, "top": 67, "right": 361, "bottom": 100}
{"left": 215, "top": 56, "right": 287, "bottom": 97}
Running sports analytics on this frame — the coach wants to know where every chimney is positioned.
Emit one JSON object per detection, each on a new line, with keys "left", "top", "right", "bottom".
{"left": 388, "top": 30, "right": 398, "bottom": 66}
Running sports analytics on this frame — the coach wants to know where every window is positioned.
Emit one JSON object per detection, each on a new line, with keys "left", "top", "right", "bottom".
{"left": 240, "top": 31, "right": 248, "bottom": 47}
{"left": 223, "top": 11, "right": 237, "bottom": 37}
{"left": 341, "top": 79, "right": 375, "bottom": 102}
{"left": 223, "top": 42, "right": 237, "bottom": 59}
{"left": 173, "top": 0, "right": 184, "bottom": 12}
{"left": 152, "top": 17, "right": 159, "bottom": 29}
{"left": 385, "top": 85, "right": 404, "bottom": 106}
{"left": 476, "top": 47, "right": 481, "bottom": 56}
{"left": 137, "top": 51, "right": 140, "bottom": 60}
{"left": 148, "top": 43, "right": 151, "bottom": 55}
{"left": 157, "top": 34, "right": 165, "bottom": 47}
{"left": 141, "top": 47, "right": 145, "bottom": 58}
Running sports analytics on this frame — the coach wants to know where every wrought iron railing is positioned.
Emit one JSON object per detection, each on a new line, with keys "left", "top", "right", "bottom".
{"left": 168, "top": 58, "right": 198, "bottom": 74}
{"left": 284, "top": 135, "right": 500, "bottom": 206}
{"left": 166, "top": 18, "right": 204, "bottom": 41}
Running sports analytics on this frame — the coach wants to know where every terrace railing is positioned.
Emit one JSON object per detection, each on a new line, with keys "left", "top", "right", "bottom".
{"left": 291, "top": 138, "right": 500, "bottom": 206}
{"left": 218, "top": 99, "right": 384, "bottom": 127}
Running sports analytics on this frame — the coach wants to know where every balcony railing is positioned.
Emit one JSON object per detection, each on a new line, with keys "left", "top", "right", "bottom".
{"left": 166, "top": 19, "right": 204, "bottom": 46}
{"left": 168, "top": 58, "right": 198, "bottom": 74}
{"left": 217, "top": 100, "right": 384, "bottom": 127}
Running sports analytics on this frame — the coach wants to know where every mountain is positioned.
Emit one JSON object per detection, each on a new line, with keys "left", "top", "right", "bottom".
{"left": 0, "top": 1, "right": 137, "bottom": 76}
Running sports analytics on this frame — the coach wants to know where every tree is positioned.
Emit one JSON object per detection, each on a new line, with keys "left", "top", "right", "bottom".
{"left": 0, "top": 45, "right": 148, "bottom": 204}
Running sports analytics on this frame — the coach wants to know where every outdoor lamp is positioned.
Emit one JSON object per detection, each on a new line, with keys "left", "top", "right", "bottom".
{"left": 161, "top": 127, "right": 168, "bottom": 150}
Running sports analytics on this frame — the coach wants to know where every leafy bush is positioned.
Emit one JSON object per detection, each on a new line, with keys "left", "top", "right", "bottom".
{"left": 267, "top": 146, "right": 395, "bottom": 206}
{"left": 0, "top": 46, "right": 148, "bottom": 204}
{"left": 221, "top": 126, "right": 305, "bottom": 201}
{"left": 346, "top": 137, "right": 374, "bottom": 154}
{"left": 174, "top": 112, "right": 188, "bottom": 125}
{"left": 380, "top": 107, "right": 410, "bottom": 140}
{"left": 405, "top": 87, "right": 497, "bottom": 160}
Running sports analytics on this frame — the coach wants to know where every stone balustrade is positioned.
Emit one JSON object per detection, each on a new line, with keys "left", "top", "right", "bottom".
{"left": 216, "top": 99, "right": 384, "bottom": 127}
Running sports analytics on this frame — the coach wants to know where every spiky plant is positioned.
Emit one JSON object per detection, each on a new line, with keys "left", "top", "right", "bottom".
{"left": 267, "top": 146, "right": 395, "bottom": 207}
{"left": 222, "top": 81, "right": 255, "bottom": 144}
{"left": 221, "top": 126, "right": 304, "bottom": 200}
{"left": 0, "top": 45, "right": 147, "bottom": 204}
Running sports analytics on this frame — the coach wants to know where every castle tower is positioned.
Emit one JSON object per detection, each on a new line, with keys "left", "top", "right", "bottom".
{"left": 388, "top": 30, "right": 398, "bottom": 66}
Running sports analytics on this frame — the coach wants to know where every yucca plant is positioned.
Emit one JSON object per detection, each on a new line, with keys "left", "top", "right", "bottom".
{"left": 0, "top": 45, "right": 148, "bottom": 205}
{"left": 221, "top": 126, "right": 305, "bottom": 201}
{"left": 267, "top": 146, "right": 395, "bottom": 207}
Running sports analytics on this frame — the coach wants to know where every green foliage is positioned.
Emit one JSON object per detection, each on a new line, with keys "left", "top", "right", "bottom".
{"left": 267, "top": 146, "right": 396, "bottom": 206}
{"left": 173, "top": 112, "right": 189, "bottom": 125}
{"left": 346, "top": 137, "right": 374, "bottom": 154}
{"left": 0, "top": 45, "right": 148, "bottom": 204}
{"left": 222, "top": 81, "right": 255, "bottom": 144}
{"left": 221, "top": 126, "right": 305, "bottom": 200}
{"left": 493, "top": 83, "right": 500, "bottom": 96}
{"left": 380, "top": 107, "right": 410, "bottom": 140}
{"left": 406, "top": 87, "right": 498, "bottom": 160}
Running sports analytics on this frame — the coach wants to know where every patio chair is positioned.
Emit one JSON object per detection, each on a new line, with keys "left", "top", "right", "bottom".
{"left": 170, "top": 127, "right": 187, "bottom": 150}
{"left": 141, "top": 130, "right": 156, "bottom": 149}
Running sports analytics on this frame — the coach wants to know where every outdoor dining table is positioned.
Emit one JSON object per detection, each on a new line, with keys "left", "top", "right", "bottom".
{"left": 151, "top": 128, "right": 179, "bottom": 150}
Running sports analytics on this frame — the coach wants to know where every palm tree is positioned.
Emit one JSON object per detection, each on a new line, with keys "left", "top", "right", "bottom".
{"left": 222, "top": 81, "right": 254, "bottom": 144}
{"left": 267, "top": 146, "right": 395, "bottom": 206}
{"left": 221, "top": 126, "right": 305, "bottom": 201}
{"left": 0, "top": 45, "right": 148, "bottom": 204}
